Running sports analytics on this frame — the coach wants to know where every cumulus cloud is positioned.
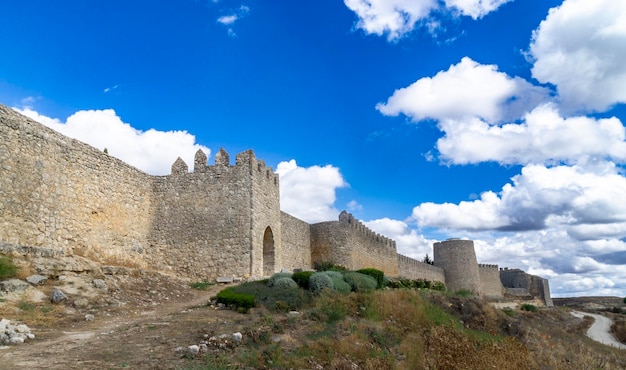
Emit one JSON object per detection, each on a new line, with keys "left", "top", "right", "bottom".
{"left": 13, "top": 107, "right": 210, "bottom": 176}
{"left": 344, "top": 0, "right": 511, "bottom": 41}
{"left": 276, "top": 160, "right": 347, "bottom": 224}
{"left": 364, "top": 218, "right": 436, "bottom": 259}
{"left": 436, "top": 104, "right": 626, "bottom": 165}
{"left": 413, "top": 163, "right": 626, "bottom": 234}
{"left": 444, "top": 0, "right": 512, "bottom": 19}
{"left": 377, "top": 57, "right": 548, "bottom": 123}
{"left": 529, "top": 0, "right": 626, "bottom": 113}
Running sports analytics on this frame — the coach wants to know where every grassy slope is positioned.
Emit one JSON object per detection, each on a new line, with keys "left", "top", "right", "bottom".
{"left": 185, "top": 287, "right": 626, "bottom": 370}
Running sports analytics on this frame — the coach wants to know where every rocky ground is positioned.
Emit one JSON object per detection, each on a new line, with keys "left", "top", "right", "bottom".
{"left": 0, "top": 254, "right": 255, "bottom": 369}
{"left": 1, "top": 253, "right": 624, "bottom": 369}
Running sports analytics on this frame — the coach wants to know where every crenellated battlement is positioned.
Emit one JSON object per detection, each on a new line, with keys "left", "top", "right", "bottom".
{"left": 168, "top": 148, "right": 279, "bottom": 187}
{"left": 478, "top": 263, "right": 499, "bottom": 269}
{"left": 338, "top": 211, "right": 396, "bottom": 249}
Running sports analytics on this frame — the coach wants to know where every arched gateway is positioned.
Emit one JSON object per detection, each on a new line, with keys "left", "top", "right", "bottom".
{"left": 263, "top": 227, "right": 275, "bottom": 276}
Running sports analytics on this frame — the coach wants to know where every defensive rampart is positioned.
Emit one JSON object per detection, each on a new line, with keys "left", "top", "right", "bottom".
{"left": 311, "top": 211, "right": 399, "bottom": 276}
{"left": 478, "top": 264, "right": 504, "bottom": 298}
{"left": 0, "top": 104, "right": 153, "bottom": 267}
{"left": 0, "top": 104, "right": 552, "bottom": 302}
{"left": 397, "top": 254, "right": 445, "bottom": 283}
{"left": 280, "top": 211, "right": 311, "bottom": 271}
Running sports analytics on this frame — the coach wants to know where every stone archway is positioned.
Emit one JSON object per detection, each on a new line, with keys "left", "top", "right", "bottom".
{"left": 263, "top": 227, "right": 275, "bottom": 276}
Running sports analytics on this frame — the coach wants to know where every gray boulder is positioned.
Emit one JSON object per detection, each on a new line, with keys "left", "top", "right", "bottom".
{"left": 0, "top": 279, "right": 30, "bottom": 293}
{"left": 50, "top": 288, "right": 68, "bottom": 303}
{"left": 26, "top": 274, "right": 48, "bottom": 286}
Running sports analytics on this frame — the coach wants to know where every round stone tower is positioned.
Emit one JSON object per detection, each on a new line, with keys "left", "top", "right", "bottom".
{"left": 433, "top": 239, "right": 482, "bottom": 294}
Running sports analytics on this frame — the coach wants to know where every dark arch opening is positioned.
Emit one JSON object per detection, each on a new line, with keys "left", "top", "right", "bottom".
{"left": 263, "top": 227, "right": 275, "bottom": 276}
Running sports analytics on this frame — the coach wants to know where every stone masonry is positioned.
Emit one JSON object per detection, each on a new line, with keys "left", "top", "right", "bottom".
{"left": 0, "top": 104, "right": 551, "bottom": 304}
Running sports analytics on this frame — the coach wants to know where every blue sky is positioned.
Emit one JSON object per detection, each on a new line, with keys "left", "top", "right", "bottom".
{"left": 2, "top": 0, "right": 626, "bottom": 297}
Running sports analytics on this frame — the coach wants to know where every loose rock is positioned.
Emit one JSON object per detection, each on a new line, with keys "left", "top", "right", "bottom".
{"left": 51, "top": 288, "right": 68, "bottom": 303}
{"left": 26, "top": 274, "right": 48, "bottom": 286}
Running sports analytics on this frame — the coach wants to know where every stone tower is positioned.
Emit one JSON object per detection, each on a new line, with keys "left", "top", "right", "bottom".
{"left": 434, "top": 239, "right": 482, "bottom": 294}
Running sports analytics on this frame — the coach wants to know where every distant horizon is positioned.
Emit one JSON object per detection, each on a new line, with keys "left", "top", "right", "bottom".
{"left": 1, "top": 0, "right": 625, "bottom": 298}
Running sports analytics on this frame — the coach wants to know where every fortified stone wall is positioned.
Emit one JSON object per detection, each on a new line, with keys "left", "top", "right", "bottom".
{"left": 434, "top": 239, "right": 482, "bottom": 294}
{"left": 311, "top": 212, "right": 399, "bottom": 276}
{"left": 397, "top": 254, "right": 445, "bottom": 283}
{"left": 500, "top": 268, "right": 553, "bottom": 306}
{"left": 247, "top": 153, "right": 281, "bottom": 277}
{"left": 280, "top": 212, "right": 311, "bottom": 271}
{"left": 149, "top": 149, "right": 275, "bottom": 280}
{"left": 0, "top": 105, "right": 153, "bottom": 267}
{"left": 478, "top": 264, "right": 504, "bottom": 298}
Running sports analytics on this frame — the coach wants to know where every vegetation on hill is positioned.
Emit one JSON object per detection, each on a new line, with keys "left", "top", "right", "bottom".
{"left": 187, "top": 269, "right": 626, "bottom": 369}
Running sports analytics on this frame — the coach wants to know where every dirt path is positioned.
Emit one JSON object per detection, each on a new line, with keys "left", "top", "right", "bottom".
{"left": 0, "top": 284, "right": 246, "bottom": 369}
{"left": 571, "top": 311, "right": 626, "bottom": 350}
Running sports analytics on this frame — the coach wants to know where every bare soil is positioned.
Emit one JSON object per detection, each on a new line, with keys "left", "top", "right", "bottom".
{"left": 0, "top": 271, "right": 251, "bottom": 370}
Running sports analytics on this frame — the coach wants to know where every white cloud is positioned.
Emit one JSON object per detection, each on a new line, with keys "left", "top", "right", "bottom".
{"left": 276, "top": 160, "right": 347, "bottom": 224}
{"left": 377, "top": 57, "right": 548, "bottom": 123}
{"left": 436, "top": 104, "right": 626, "bottom": 165}
{"left": 443, "top": 0, "right": 512, "bottom": 20}
{"left": 13, "top": 107, "right": 210, "bottom": 176}
{"left": 529, "top": 0, "right": 626, "bottom": 113}
{"left": 364, "top": 218, "right": 435, "bottom": 259}
{"left": 343, "top": 0, "right": 438, "bottom": 41}
{"left": 217, "top": 15, "right": 238, "bottom": 25}
{"left": 344, "top": 0, "right": 511, "bottom": 41}
{"left": 217, "top": 5, "right": 250, "bottom": 36}
{"left": 414, "top": 163, "right": 626, "bottom": 234}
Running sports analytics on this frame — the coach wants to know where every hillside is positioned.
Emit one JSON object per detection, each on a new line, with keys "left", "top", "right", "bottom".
{"left": 0, "top": 254, "right": 625, "bottom": 369}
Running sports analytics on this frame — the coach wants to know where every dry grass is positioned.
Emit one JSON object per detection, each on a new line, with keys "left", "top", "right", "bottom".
{"left": 0, "top": 300, "right": 65, "bottom": 328}
{"left": 610, "top": 314, "right": 626, "bottom": 343}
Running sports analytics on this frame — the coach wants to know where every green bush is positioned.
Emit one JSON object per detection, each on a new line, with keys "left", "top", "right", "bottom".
{"left": 331, "top": 277, "right": 351, "bottom": 293}
{"left": 520, "top": 303, "right": 537, "bottom": 312}
{"left": 344, "top": 272, "right": 377, "bottom": 292}
{"left": 229, "top": 281, "right": 310, "bottom": 312}
{"left": 0, "top": 256, "right": 18, "bottom": 280}
{"left": 271, "top": 277, "right": 298, "bottom": 289}
{"left": 292, "top": 271, "right": 314, "bottom": 289}
{"left": 216, "top": 287, "right": 255, "bottom": 312}
{"left": 313, "top": 261, "right": 347, "bottom": 272}
{"left": 267, "top": 272, "right": 292, "bottom": 287}
{"left": 309, "top": 272, "right": 333, "bottom": 294}
{"left": 623, "top": 297, "right": 626, "bottom": 304}
{"left": 320, "top": 270, "right": 343, "bottom": 280}
{"left": 356, "top": 268, "right": 385, "bottom": 288}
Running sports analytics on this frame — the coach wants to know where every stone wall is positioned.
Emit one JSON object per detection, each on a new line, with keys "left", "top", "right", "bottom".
{"left": 280, "top": 212, "right": 311, "bottom": 271}
{"left": 434, "top": 239, "right": 482, "bottom": 294}
{"left": 478, "top": 264, "right": 503, "bottom": 298}
{"left": 500, "top": 268, "right": 553, "bottom": 306}
{"left": 0, "top": 105, "right": 282, "bottom": 280}
{"left": 0, "top": 104, "right": 153, "bottom": 268}
{"left": 397, "top": 254, "right": 445, "bottom": 283}
{"left": 310, "top": 212, "right": 398, "bottom": 276}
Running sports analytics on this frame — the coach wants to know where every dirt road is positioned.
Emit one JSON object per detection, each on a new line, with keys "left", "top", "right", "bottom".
{"left": 0, "top": 284, "right": 249, "bottom": 369}
{"left": 571, "top": 311, "right": 626, "bottom": 350}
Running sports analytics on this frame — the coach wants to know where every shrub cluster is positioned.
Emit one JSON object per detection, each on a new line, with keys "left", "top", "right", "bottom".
{"left": 330, "top": 277, "right": 351, "bottom": 293}
{"left": 271, "top": 277, "right": 298, "bottom": 289}
{"left": 267, "top": 272, "right": 293, "bottom": 287}
{"left": 216, "top": 287, "right": 255, "bottom": 312}
{"left": 520, "top": 303, "right": 537, "bottom": 312}
{"left": 344, "top": 272, "right": 377, "bottom": 292}
{"left": 356, "top": 268, "right": 385, "bottom": 289}
{"left": 386, "top": 277, "right": 445, "bottom": 291}
{"left": 313, "top": 261, "right": 347, "bottom": 272}
{"left": 0, "top": 255, "right": 18, "bottom": 280}
{"left": 309, "top": 272, "right": 333, "bottom": 294}
{"left": 292, "top": 271, "right": 314, "bottom": 289}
